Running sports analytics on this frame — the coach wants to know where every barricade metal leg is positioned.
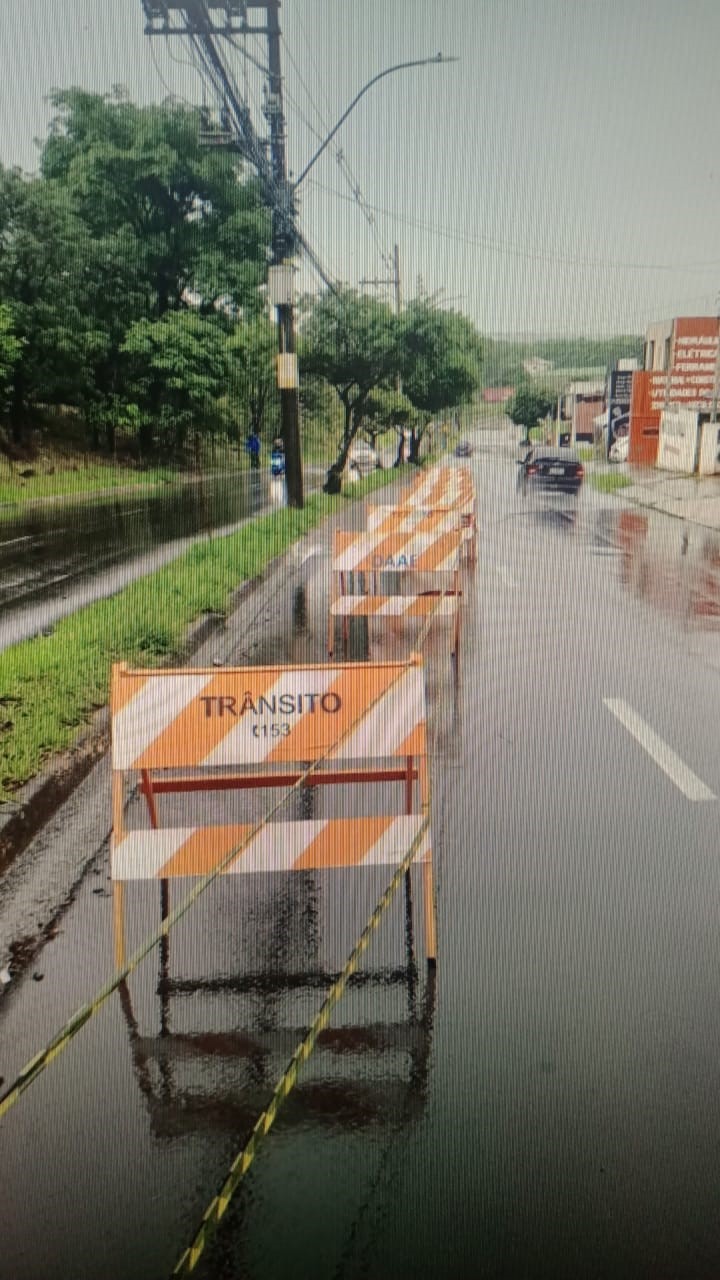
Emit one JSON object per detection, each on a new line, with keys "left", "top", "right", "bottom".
{"left": 340, "top": 571, "right": 349, "bottom": 657}
{"left": 327, "top": 577, "right": 336, "bottom": 656}
{"left": 113, "top": 882, "right": 126, "bottom": 970}
{"left": 405, "top": 754, "right": 415, "bottom": 815}
{"left": 423, "top": 859, "right": 437, "bottom": 965}
{"left": 112, "top": 770, "right": 126, "bottom": 968}
{"left": 417, "top": 756, "right": 437, "bottom": 964}
{"left": 141, "top": 769, "right": 159, "bottom": 828}
{"left": 453, "top": 601, "right": 461, "bottom": 662}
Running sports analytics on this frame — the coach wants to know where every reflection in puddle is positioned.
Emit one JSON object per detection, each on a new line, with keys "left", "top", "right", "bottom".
{"left": 593, "top": 508, "right": 720, "bottom": 628}
{"left": 118, "top": 912, "right": 437, "bottom": 1141}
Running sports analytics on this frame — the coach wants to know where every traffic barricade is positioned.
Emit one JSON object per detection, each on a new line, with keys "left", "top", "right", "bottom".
{"left": 404, "top": 463, "right": 474, "bottom": 507}
{"left": 400, "top": 465, "right": 478, "bottom": 565}
{"left": 366, "top": 498, "right": 476, "bottom": 566}
{"left": 327, "top": 527, "right": 463, "bottom": 659}
{"left": 110, "top": 658, "right": 436, "bottom": 966}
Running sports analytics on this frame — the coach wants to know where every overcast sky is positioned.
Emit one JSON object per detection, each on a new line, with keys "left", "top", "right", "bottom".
{"left": 2, "top": 0, "right": 720, "bottom": 336}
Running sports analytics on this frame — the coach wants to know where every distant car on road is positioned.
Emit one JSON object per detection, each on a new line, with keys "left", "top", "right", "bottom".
{"left": 347, "top": 439, "right": 379, "bottom": 475}
{"left": 455, "top": 440, "right": 472, "bottom": 457}
{"left": 517, "top": 445, "right": 584, "bottom": 497}
{"left": 609, "top": 434, "right": 629, "bottom": 463}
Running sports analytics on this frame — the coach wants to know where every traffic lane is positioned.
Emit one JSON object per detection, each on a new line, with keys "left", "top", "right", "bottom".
{"left": 508, "top": 486, "right": 720, "bottom": 795}
{"left": 204, "top": 468, "right": 720, "bottom": 1280}
{"left": 183, "top": 460, "right": 720, "bottom": 1280}
{"left": 0, "top": 486, "right": 453, "bottom": 1278}
{"left": 472, "top": 446, "right": 720, "bottom": 791}
{"left": 374, "top": 464, "right": 720, "bottom": 1277}
{"left": 0, "top": 854, "right": 432, "bottom": 1280}
{"left": 0, "top": 468, "right": 334, "bottom": 652}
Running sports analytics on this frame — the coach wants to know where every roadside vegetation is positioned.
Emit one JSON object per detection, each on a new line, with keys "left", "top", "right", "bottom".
{"left": 0, "top": 90, "right": 485, "bottom": 500}
{"left": 0, "top": 459, "right": 179, "bottom": 508}
{"left": 483, "top": 336, "right": 643, "bottom": 390}
{"left": 0, "top": 467, "right": 401, "bottom": 802}
{"left": 589, "top": 472, "right": 632, "bottom": 493}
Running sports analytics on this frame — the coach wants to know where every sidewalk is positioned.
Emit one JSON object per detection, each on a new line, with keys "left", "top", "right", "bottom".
{"left": 609, "top": 466, "right": 720, "bottom": 533}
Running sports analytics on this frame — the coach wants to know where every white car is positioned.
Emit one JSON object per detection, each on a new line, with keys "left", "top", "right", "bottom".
{"left": 347, "top": 440, "right": 379, "bottom": 475}
{"left": 609, "top": 434, "right": 629, "bottom": 463}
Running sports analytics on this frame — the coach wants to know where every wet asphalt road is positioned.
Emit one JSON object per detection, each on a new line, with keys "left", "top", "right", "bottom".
{"left": 1, "top": 430, "right": 720, "bottom": 1279}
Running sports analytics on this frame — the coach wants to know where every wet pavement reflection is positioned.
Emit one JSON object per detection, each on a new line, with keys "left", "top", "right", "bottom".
{"left": 0, "top": 470, "right": 269, "bottom": 647}
{"left": 589, "top": 505, "right": 720, "bottom": 629}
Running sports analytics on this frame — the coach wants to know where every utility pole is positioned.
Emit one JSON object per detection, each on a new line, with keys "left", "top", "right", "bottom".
{"left": 360, "top": 243, "right": 401, "bottom": 316}
{"left": 140, "top": 11, "right": 454, "bottom": 505}
{"left": 265, "top": 1, "right": 303, "bottom": 507}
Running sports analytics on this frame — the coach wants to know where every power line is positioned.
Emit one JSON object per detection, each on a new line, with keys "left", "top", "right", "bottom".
{"left": 307, "top": 179, "right": 720, "bottom": 276}
{"left": 280, "top": 32, "right": 394, "bottom": 275}
{"left": 147, "top": 38, "right": 189, "bottom": 103}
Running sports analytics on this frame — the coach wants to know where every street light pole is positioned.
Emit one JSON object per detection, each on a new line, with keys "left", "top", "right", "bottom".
{"left": 293, "top": 54, "right": 457, "bottom": 189}
{"left": 272, "top": 49, "right": 457, "bottom": 508}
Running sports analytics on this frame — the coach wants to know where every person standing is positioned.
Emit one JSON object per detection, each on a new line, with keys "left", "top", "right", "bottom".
{"left": 270, "top": 437, "right": 286, "bottom": 505}
{"left": 245, "top": 429, "right": 261, "bottom": 469}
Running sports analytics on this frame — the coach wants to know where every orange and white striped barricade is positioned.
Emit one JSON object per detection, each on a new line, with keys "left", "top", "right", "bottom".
{"left": 366, "top": 499, "right": 476, "bottom": 566}
{"left": 404, "top": 464, "right": 472, "bottom": 506}
{"left": 110, "top": 658, "right": 436, "bottom": 967}
{"left": 327, "top": 527, "right": 463, "bottom": 660}
{"left": 400, "top": 466, "right": 478, "bottom": 565}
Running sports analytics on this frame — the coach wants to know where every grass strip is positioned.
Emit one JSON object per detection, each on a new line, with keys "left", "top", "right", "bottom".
{"left": 588, "top": 472, "right": 632, "bottom": 493}
{"left": 0, "top": 463, "right": 185, "bottom": 508}
{"left": 0, "top": 467, "right": 398, "bottom": 802}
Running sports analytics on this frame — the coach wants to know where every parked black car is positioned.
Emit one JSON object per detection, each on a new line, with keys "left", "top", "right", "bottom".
{"left": 455, "top": 439, "right": 472, "bottom": 457}
{"left": 517, "top": 446, "right": 584, "bottom": 497}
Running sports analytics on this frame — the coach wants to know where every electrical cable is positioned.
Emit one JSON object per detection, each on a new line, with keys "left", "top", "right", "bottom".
{"left": 280, "top": 33, "right": 394, "bottom": 275}
{"left": 306, "top": 179, "right": 720, "bottom": 276}
{"left": 147, "top": 38, "right": 187, "bottom": 104}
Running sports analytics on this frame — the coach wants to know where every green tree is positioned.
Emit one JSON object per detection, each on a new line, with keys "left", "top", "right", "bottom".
{"left": 0, "top": 90, "right": 271, "bottom": 451}
{"left": 362, "top": 386, "right": 416, "bottom": 460}
{"left": 227, "top": 314, "right": 278, "bottom": 442}
{"left": 0, "top": 304, "right": 21, "bottom": 408}
{"left": 398, "top": 303, "right": 483, "bottom": 461}
{"left": 121, "top": 311, "right": 229, "bottom": 457}
{"left": 41, "top": 89, "right": 269, "bottom": 318}
{"left": 507, "top": 387, "right": 554, "bottom": 438}
{"left": 0, "top": 166, "right": 110, "bottom": 441}
{"left": 299, "top": 288, "right": 399, "bottom": 492}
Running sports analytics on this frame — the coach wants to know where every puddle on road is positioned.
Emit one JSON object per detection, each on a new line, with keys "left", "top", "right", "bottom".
{"left": 589, "top": 507, "right": 720, "bottom": 630}
{"left": 520, "top": 498, "right": 720, "bottom": 632}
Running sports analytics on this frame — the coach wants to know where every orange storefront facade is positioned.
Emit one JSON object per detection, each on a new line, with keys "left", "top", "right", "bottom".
{"left": 628, "top": 316, "right": 720, "bottom": 465}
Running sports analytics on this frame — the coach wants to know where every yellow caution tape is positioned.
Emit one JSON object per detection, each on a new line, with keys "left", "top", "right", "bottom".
{"left": 0, "top": 573, "right": 453, "bottom": 1126}
{"left": 172, "top": 812, "right": 430, "bottom": 1276}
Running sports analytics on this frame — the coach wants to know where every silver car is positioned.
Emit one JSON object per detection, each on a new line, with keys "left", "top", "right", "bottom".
{"left": 348, "top": 439, "right": 379, "bottom": 475}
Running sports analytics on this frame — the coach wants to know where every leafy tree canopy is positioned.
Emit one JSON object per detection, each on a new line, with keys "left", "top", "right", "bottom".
{"left": 0, "top": 90, "right": 273, "bottom": 448}
{"left": 398, "top": 303, "right": 483, "bottom": 418}
{"left": 299, "top": 288, "right": 399, "bottom": 488}
{"left": 507, "top": 386, "right": 554, "bottom": 434}
{"left": 121, "top": 310, "right": 230, "bottom": 452}
{"left": 227, "top": 314, "right": 278, "bottom": 438}
{"left": 0, "top": 304, "right": 21, "bottom": 401}
{"left": 41, "top": 88, "right": 269, "bottom": 315}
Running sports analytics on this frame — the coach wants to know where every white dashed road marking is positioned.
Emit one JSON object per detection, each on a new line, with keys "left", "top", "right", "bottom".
{"left": 603, "top": 698, "right": 716, "bottom": 802}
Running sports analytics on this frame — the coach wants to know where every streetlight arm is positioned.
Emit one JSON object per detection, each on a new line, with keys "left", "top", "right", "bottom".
{"left": 293, "top": 54, "right": 458, "bottom": 189}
